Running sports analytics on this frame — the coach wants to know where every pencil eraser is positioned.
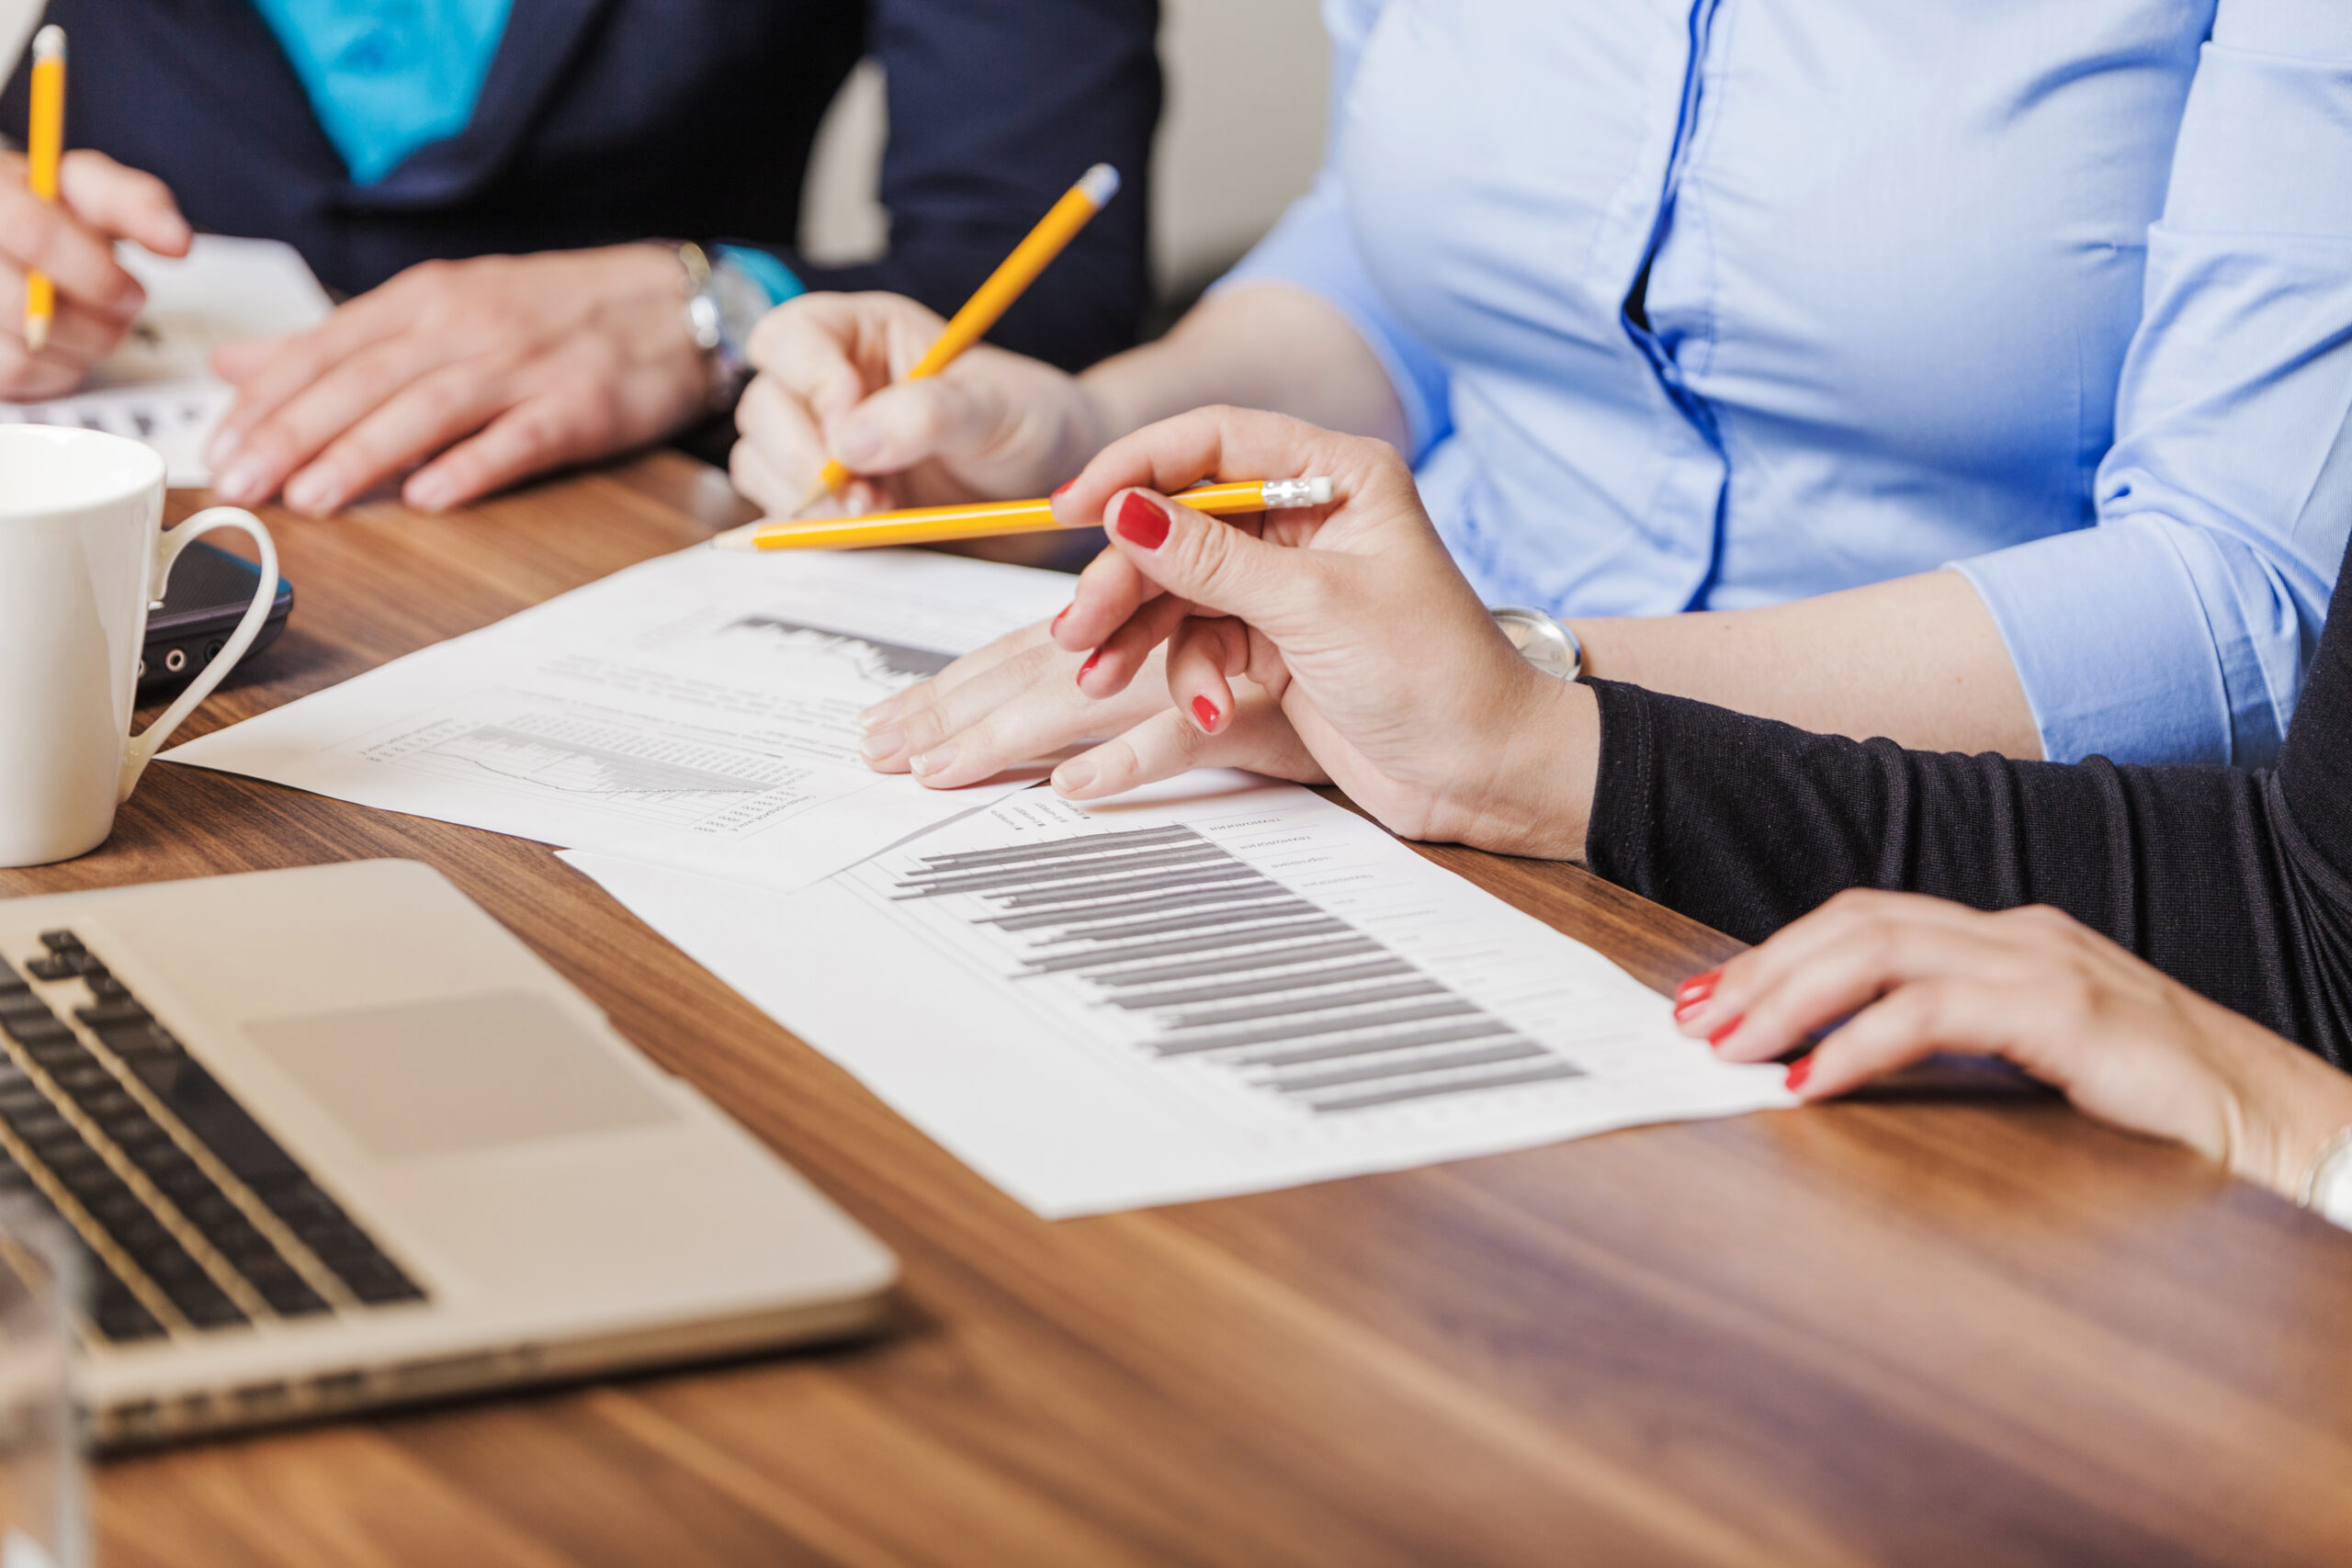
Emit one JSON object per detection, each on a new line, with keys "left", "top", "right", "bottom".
{"left": 33, "top": 25, "right": 63, "bottom": 61}
{"left": 1079, "top": 164, "right": 1122, "bottom": 208}
{"left": 1306, "top": 477, "right": 1333, "bottom": 505}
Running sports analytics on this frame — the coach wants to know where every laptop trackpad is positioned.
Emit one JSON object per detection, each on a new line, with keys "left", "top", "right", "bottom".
{"left": 244, "top": 991, "right": 678, "bottom": 1158}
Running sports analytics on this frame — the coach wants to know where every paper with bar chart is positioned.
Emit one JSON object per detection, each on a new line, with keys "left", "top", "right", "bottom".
{"left": 563, "top": 773, "right": 1792, "bottom": 1216}
{"left": 162, "top": 547, "right": 1074, "bottom": 890}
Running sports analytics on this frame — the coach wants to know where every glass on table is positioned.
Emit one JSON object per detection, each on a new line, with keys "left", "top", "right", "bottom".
{"left": 0, "top": 1201, "right": 85, "bottom": 1568}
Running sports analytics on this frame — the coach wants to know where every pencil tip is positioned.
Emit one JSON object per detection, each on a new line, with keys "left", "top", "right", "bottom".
{"left": 23, "top": 317, "right": 48, "bottom": 355}
{"left": 709, "top": 523, "right": 764, "bottom": 552}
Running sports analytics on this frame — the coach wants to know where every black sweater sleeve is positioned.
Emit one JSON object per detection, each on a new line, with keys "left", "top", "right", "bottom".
{"left": 1584, "top": 552, "right": 2352, "bottom": 1067}
{"left": 760, "top": 0, "right": 1162, "bottom": 372}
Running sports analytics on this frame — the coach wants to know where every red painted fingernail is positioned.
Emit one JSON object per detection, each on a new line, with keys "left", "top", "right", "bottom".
{"left": 1114, "top": 491, "right": 1170, "bottom": 548}
{"left": 1077, "top": 650, "right": 1102, "bottom": 687}
{"left": 1706, "top": 1017, "right": 1743, "bottom": 1050}
{"left": 1673, "top": 968, "right": 1721, "bottom": 1009}
{"left": 1785, "top": 1055, "right": 1813, "bottom": 1092}
{"left": 1051, "top": 605, "right": 1069, "bottom": 633}
{"left": 1052, "top": 479, "right": 1076, "bottom": 498}
{"left": 1191, "top": 694, "right": 1219, "bottom": 731}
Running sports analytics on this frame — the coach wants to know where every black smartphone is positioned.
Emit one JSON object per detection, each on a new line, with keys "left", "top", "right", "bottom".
{"left": 138, "top": 540, "right": 295, "bottom": 695}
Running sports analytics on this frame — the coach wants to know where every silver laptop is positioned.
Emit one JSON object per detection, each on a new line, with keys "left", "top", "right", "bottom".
{"left": 0, "top": 860, "right": 895, "bottom": 1447}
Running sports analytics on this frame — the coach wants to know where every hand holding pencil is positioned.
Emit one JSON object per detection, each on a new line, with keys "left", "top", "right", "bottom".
{"left": 729, "top": 165, "right": 1125, "bottom": 523}
{"left": 0, "top": 26, "right": 192, "bottom": 400}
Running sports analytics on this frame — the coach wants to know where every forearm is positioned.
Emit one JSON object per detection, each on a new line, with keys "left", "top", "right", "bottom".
{"left": 1569, "top": 567, "right": 2041, "bottom": 759}
{"left": 1581, "top": 666, "right": 2352, "bottom": 1067}
{"left": 1080, "top": 283, "right": 1409, "bottom": 451}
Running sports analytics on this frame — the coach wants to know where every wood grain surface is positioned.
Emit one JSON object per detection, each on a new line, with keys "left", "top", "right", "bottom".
{"left": 6, "top": 454, "right": 2349, "bottom": 1567}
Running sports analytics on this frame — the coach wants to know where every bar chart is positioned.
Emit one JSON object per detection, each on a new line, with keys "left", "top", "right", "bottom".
{"left": 567, "top": 774, "right": 1793, "bottom": 1215}
{"left": 891, "top": 824, "right": 1588, "bottom": 1114}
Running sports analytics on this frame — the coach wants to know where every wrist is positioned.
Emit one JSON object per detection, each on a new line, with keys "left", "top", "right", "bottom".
{"left": 2267, "top": 1066, "right": 2352, "bottom": 1198}
{"left": 1077, "top": 348, "right": 1164, "bottom": 448}
{"left": 1050, "top": 375, "right": 1124, "bottom": 486}
{"left": 1442, "top": 671, "right": 1600, "bottom": 861}
{"left": 2211, "top": 1005, "right": 2352, "bottom": 1198}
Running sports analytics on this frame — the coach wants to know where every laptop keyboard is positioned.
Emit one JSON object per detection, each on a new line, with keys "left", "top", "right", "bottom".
{"left": 0, "top": 931, "right": 425, "bottom": 1344}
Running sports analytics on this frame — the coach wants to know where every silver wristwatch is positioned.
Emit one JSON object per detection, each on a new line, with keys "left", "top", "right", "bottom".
{"left": 669, "top": 241, "right": 782, "bottom": 411}
{"left": 1490, "top": 606, "right": 1584, "bottom": 681}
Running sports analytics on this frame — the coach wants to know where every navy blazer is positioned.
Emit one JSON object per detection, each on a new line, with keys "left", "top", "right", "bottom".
{"left": 6, "top": 0, "right": 1160, "bottom": 370}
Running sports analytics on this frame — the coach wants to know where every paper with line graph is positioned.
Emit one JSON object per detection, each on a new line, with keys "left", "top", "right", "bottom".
{"left": 161, "top": 546, "right": 1073, "bottom": 890}
{"left": 563, "top": 773, "right": 1793, "bottom": 1216}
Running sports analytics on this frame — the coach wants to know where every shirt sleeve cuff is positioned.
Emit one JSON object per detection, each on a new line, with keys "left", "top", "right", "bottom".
{"left": 1211, "top": 175, "right": 1453, "bottom": 461}
{"left": 713, "top": 243, "right": 806, "bottom": 307}
{"left": 1951, "top": 515, "right": 2271, "bottom": 765}
{"left": 1581, "top": 679, "right": 1662, "bottom": 895}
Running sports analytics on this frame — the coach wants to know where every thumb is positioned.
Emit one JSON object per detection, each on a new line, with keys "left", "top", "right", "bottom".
{"left": 826, "top": 375, "right": 1004, "bottom": 475}
{"left": 1099, "top": 488, "right": 1340, "bottom": 644}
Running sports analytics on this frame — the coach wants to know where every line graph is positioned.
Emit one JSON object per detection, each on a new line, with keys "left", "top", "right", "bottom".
{"left": 701, "top": 614, "right": 956, "bottom": 687}
{"left": 362, "top": 711, "right": 817, "bottom": 829}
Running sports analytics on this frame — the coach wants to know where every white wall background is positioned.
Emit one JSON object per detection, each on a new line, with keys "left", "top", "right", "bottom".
{"left": 799, "top": 0, "right": 1330, "bottom": 299}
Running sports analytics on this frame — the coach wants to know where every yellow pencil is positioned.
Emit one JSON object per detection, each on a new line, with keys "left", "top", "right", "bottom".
{"left": 717, "top": 477, "right": 1336, "bottom": 553}
{"left": 799, "top": 163, "right": 1122, "bottom": 512}
{"left": 21, "top": 25, "right": 64, "bottom": 355}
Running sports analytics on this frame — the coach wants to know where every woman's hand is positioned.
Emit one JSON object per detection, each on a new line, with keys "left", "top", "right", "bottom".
{"left": 0, "top": 150, "right": 191, "bottom": 400}
{"left": 729, "top": 291, "right": 1114, "bottom": 518}
{"left": 206, "top": 244, "right": 710, "bottom": 514}
{"left": 1674, "top": 890, "right": 2352, "bottom": 1197}
{"left": 859, "top": 622, "right": 1336, "bottom": 790}
{"left": 869, "top": 406, "right": 1602, "bottom": 858}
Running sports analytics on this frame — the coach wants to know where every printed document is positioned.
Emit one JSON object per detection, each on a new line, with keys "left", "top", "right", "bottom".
{"left": 0, "top": 235, "right": 334, "bottom": 484}
{"left": 164, "top": 547, "right": 1075, "bottom": 891}
{"left": 563, "top": 773, "right": 1792, "bottom": 1217}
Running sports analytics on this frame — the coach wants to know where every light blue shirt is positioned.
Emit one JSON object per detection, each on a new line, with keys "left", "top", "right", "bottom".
{"left": 1224, "top": 0, "right": 2352, "bottom": 764}
{"left": 252, "top": 0, "right": 514, "bottom": 186}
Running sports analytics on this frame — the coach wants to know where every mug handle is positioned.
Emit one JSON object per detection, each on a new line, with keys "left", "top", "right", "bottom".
{"left": 118, "top": 506, "right": 279, "bottom": 802}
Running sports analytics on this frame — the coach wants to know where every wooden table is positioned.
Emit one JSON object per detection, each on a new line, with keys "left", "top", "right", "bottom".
{"left": 8, "top": 455, "right": 2350, "bottom": 1567}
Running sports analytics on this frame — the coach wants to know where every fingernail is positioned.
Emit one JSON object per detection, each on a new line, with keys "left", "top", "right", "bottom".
{"left": 214, "top": 457, "right": 268, "bottom": 504}
{"left": 205, "top": 429, "right": 242, "bottom": 469}
{"left": 1673, "top": 969, "right": 1721, "bottom": 1010}
{"left": 833, "top": 421, "right": 882, "bottom": 468}
{"left": 1114, "top": 491, "right": 1170, "bottom": 549}
{"left": 1706, "top": 1017, "right": 1744, "bottom": 1050}
{"left": 406, "top": 473, "right": 453, "bottom": 511}
{"left": 1051, "top": 604, "right": 1070, "bottom": 634}
{"left": 909, "top": 741, "right": 956, "bottom": 777}
{"left": 1053, "top": 757, "right": 1096, "bottom": 795}
{"left": 1785, "top": 1055, "right": 1814, "bottom": 1092}
{"left": 283, "top": 470, "right": 334, "bottom": 513}
{"left": 1191, "top": 694, "right": 1220, "bottom": 731}
{"left": 860, "top": 694, "right": 906, "bottom": 725}
{"left": 1052, "top": 479, "right": 1076, "bottom": 498}
{"left": 1076, "top": 650, "right": 1101, "bottom": 687}
{"left": 860, "top": 726, "right": 906, "bottom": 761}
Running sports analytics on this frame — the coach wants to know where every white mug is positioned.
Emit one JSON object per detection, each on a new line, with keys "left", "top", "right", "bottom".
{"left": 0, "top": 425, "right": 277, "bottom": 868}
